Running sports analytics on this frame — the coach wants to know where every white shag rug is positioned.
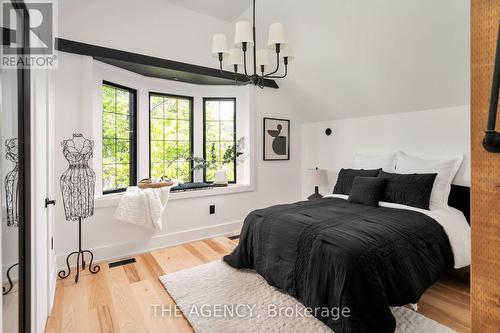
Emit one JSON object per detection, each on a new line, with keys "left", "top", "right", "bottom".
{"left": 160, "top": 260, "right": 457, "bottom": 333}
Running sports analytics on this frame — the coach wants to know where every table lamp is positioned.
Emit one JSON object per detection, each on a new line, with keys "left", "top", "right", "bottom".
{"left": 305, "top": 167, "right": 328, "bottom": 200}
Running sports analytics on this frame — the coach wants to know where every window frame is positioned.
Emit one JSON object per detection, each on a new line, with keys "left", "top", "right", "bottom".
{"left": 148, "top": 91, "right": 194, "bottom": 183}
{"left": 202, "top": 97, "right": 237, "bottom": 184}
{"left": 102, "top": 80, "right": 138, "bottom": 195}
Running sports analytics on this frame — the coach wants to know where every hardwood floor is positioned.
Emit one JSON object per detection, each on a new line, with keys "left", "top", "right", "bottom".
{"left": 45, "top": 237, "right": 470, "bottom": 333}
{"left": 2, "top": 282, "right": 19, "bottom": 333}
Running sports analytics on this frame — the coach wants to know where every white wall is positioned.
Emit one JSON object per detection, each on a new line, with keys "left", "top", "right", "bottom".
{"left": 53, "top": 52, "right": 303, "bottom": 267}
{"left": 301, "top": 106, "right": 470, "bottom": 197}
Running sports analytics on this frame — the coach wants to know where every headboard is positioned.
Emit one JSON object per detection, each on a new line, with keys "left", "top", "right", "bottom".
{"left": 448, "top": 185, "right": 470, "bottom": 224}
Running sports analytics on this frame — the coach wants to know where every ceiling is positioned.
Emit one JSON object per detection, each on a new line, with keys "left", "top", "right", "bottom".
{"left": 59, "top": 0, "right": 470, "bottom": 122}
{"left": 163, "top": 0, "right": 251, "bottom": 22}
{"left": 251, "top": 0, "right": 470, "bottom": 121}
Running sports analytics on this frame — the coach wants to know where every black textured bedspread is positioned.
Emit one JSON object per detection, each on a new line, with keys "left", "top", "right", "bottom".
{"left": 223, "top": 198, "right": 453, "bottom": 333}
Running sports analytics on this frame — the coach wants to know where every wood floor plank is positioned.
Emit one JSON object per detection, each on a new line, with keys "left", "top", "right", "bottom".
{"left": 141, "top": 252, "right": 166, "bottom": 277}
{"left": 133, "top": 254, "right": 194, "bottom": 333}
{"left": 182, "top": 243, "right": 210, "bottom": 263}
{"left": 45, "top": 281, "right": 64, "bottom": 333}
{"left": 123, "top": 264, "right": 141, "bottom": 284}
{"left": 106, "top": 266, "right": 148, "bottom": 333}
{"left": 96, "top": 304, "right": 117, "bottom": 333}
{"left": 204, "top": 239, "right": 228, "bottom": 255}
{"left": 46, "top": 237, "right": 469, "bottom": 333}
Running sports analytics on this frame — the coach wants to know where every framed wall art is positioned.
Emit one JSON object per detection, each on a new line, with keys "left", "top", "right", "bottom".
{"left": 263, "top": 117, "right": 290, "bottom": 160}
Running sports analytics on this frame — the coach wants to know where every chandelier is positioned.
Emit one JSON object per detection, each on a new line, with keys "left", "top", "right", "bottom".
{"left": 211, "top": 0, "right": 294, "bottom": 88}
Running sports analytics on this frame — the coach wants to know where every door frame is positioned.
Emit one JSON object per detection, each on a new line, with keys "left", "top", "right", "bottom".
{"left": 14, "top": 1, "right": 31, "bottom": 332}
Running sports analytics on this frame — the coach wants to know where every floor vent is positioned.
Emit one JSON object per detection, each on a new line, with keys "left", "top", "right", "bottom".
{"left": 228, "top": 235, "right": 240, "bottom": 240}
{"left": 108, "top": 257, "right": 136, "bottom": 268}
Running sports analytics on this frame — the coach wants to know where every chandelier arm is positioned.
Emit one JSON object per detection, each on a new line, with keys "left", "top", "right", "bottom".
{"left": 218, "top": 61, "right": 253, "bottom": 85}
{"left": 243, "top": 49, "right": 250, "bottom": 76}
{"left": 265, "top": 64, "right": 288, "bottom": 79}
{"left": 218, "top": 61, "right": 234, "bottom": 79}
{"left": 264, "top": 51, "right": 281, "bottom": 77}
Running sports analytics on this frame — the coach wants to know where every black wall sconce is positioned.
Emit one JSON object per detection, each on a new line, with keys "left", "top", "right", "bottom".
{"left": 325, "top": 128, "right": 332, "bottom": 136}
{"left": 484, "top": 19, "right": 500, "bottom": 153}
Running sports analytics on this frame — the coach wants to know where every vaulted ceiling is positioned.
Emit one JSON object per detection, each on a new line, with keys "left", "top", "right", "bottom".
{"left": 241, "top": 0, "right": 470, "bottom": 121}
{"left": 163, "top": 0, "right": 252, "bottom": 22}
{"left": 60, "top": 0, "right": 470, "bottom": 122}
{"left": 164, "top": 0, "right": 470, "bottom": 121}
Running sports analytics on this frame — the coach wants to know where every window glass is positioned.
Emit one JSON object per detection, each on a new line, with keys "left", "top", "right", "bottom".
{"left": 150, "top": 93, "right": 193, "bottom": 182}
{"left": 102, "top": 83, "right": 136, "bottom": 193}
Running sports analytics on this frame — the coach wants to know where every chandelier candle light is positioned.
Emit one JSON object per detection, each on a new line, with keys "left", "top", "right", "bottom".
{"left": 211, "top": 0, "right": 294, "bottom": 88}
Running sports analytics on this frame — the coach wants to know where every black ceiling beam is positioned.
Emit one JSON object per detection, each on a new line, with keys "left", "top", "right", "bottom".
{"left": 55, "top": 38, "right": 279, "bottom": 89}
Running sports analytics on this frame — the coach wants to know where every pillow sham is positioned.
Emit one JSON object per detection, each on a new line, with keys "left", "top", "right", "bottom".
{"left": 352, "top": 152, "right": 397, "bottom": 172}
{"left": 395, "top": 152, "right": 463, "bottom": 208}
{"left": 333, "top": 168, "right": 381, "bottom": 195}
{"left": 378, "top": 171, "right": 437, "bottom": 210}
{"left": 348, "top": 177, "right": 387, "bottom": 207}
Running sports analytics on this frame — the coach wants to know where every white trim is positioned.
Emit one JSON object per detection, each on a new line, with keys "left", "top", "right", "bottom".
{"left": 55, "top": 219, "right": 243, "bottom": 269}
{"left": 94, "top": 183, "right": 254, "bottom": 208}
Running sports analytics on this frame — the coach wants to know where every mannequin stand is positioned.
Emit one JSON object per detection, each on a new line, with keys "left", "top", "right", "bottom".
{"left": 58, "top": 217, "right": 100, "bottom": 283}
{"left": 2, "top": 263, "right": 18, "bottom": 295}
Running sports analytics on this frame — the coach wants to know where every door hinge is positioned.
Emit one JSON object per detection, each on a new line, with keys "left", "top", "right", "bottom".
{"left": 45, "top": 198, "right": 56, "bottom": 208}
{"left": 51, "top": 237, "right": 53, "bottom": 250}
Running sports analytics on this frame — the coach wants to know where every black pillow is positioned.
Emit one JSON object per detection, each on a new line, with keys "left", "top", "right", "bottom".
{"left": 333, "top": 168, "right": 381, "bottom": 195}
{"left": 378, "top": 171, "right": 437, "bottom": 210}
{"left": 348, "top": 177, "right": 387, "bottom": 207}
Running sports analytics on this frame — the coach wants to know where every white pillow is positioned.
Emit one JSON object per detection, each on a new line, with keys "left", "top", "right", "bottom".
{"left": 352, "top": 152, "right": 397, "bottom": 172}
{"left": 395, "top": 152, "right": 463, "bottom": 208}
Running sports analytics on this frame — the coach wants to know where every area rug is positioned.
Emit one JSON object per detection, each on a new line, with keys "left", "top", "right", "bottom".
{"left": 159, "top": 260, "right": 457, "bottom": 333}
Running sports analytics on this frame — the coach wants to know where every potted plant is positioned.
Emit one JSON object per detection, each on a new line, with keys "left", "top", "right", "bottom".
{"left": 187, "top": 137, "right": 246, "bottom": 186}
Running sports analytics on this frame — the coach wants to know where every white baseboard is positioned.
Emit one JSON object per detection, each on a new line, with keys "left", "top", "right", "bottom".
{"left": 56, "top": 220, "right": 243, "bottom": 270}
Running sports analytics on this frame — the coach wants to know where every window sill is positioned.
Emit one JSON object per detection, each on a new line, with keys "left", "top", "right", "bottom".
{"left": 94, "top": 183, "right": 254, "bottom": 209}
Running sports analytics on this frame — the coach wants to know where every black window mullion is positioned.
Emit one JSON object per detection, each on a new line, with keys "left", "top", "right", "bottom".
{"left": 203, "top": 98, "right": 236, "bottom": 184}
{"left": 149, "top": 93, "right": 193, "bottom": 183}
{"left": 102, "top": 81, "right": 137, "bottom": 195}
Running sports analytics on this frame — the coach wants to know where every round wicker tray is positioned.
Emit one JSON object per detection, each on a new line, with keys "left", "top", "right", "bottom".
{"left": 137, "top": 178, "right": 174, "bottom": 189}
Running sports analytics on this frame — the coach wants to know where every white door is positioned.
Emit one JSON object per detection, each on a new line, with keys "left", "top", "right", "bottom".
{"left": 31, "top": 68, "right": 55, "bottom": 333}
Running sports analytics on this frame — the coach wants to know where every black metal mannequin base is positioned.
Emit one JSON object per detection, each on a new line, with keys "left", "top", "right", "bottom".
{"left": 58, "top": 217, "right": 100, "bottom": 283}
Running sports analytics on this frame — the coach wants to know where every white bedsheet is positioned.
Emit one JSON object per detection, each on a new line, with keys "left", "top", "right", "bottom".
{"left": 323, "top": 194, "right": 471, "bottom": 269}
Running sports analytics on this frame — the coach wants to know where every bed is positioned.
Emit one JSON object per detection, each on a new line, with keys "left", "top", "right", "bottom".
{"left": 223, "top": 186, "right": 470, "bottom": 333}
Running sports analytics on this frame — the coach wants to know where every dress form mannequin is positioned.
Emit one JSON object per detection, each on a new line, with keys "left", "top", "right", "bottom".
{"left": 4, "top": 138, "right": 19, "bottom": 227}
{"left": 60, "top": 133, "right": 96, "bottom": 221}
{"left": 3, "top": 139, "right": 19, "bottom": 294}
{"left": 58, "top": 133, "right": 100, "bottom": 283}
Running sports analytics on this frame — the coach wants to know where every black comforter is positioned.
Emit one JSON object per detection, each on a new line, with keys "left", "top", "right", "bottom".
{"left": 224, "top": 198, "right": 453, "bottom": 333}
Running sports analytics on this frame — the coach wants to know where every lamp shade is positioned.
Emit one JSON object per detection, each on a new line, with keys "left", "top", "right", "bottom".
{"left": 211, "top": 34, "right": 229, "bottom": 57}
{"left": 256, "top": 49, "right": 270, "bottom": 69}
{"left": 280, "top": 43, "right": 295, "bottom": 63}
{"left": 268, "top": 23, "right": 287, "bottom": 47}
{"left": 228, "top": 48, "right": 244, "bottom": 66}
{"left": 234, "top": 21, "right": 253, "bottom": 48}
{"left": 305, "top": 168, "right": 328, "bottom": 186}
